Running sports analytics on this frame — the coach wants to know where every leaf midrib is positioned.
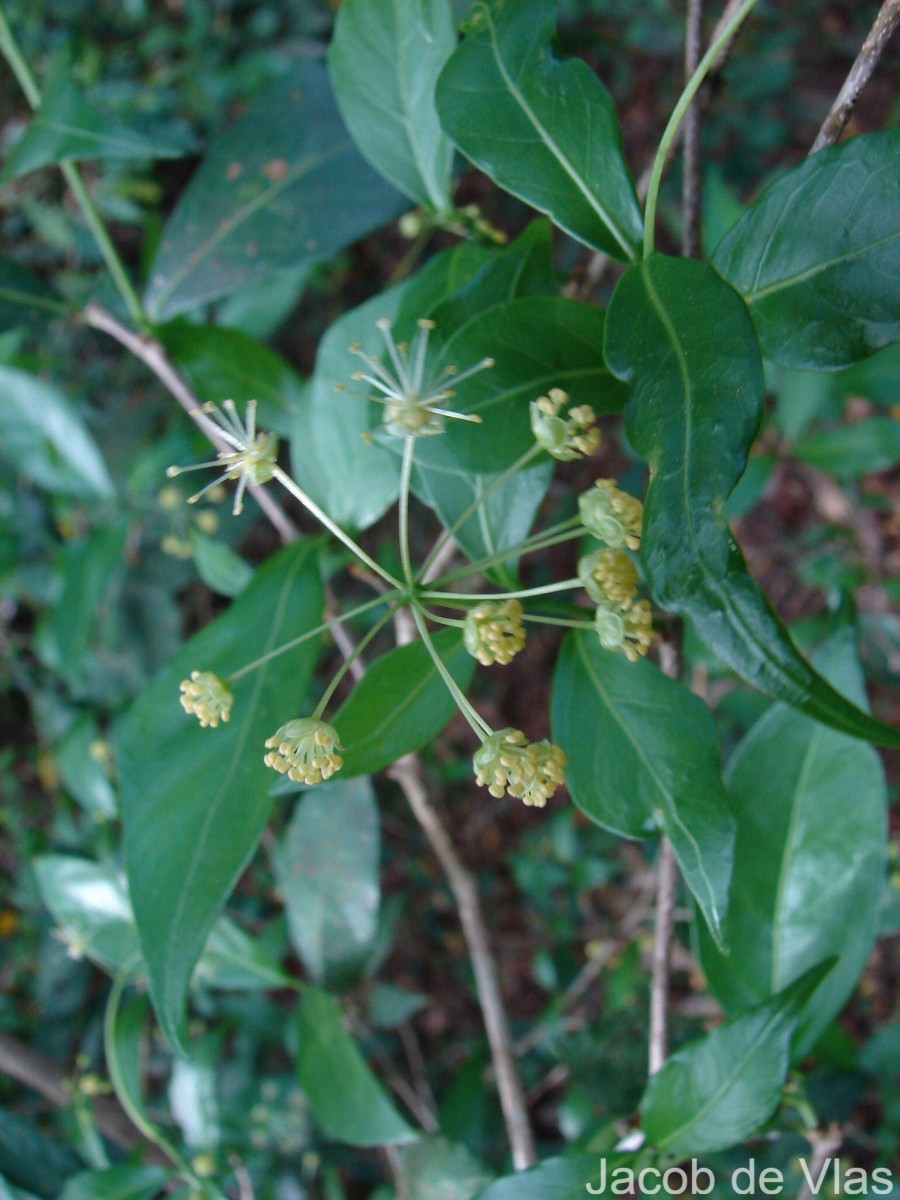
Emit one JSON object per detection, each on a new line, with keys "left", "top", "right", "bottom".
{"left": 745, "top": 230, "right": 900, "bottom": 303}
{"left": 482, "top": 5, "right": 635, "bottom": 261}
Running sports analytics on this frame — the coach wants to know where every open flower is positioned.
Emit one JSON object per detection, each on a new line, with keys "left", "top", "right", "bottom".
{"left": 338, "top": 317, "right": 493, "bottom": 438}
{"left": 166, "top": 399, "right": 278, "bottom": 515}
{"left": 463, "top": 599, "right": 527, "bottom": 666}
{"left": 263, "top": 719, "right": 343, "bottom": 785}
{"left": 473, "top": 728, "right": 567, "bottom": 807}
{"left": 179, "top": 671, "right": 233, "bottom": 728}
{"left": 579, "top": 479, "right": 643, "bottom": 550}
{"left": 530, "top": 388, "right": 600, "bottom": 460}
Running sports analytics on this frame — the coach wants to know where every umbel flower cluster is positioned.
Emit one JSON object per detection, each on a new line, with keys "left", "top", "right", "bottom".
{"left": 172, "top": 318, "right": 653, "bottom": 808}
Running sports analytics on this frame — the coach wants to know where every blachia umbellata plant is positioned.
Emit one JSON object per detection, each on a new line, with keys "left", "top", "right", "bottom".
{"left": 1, "top": 0, "right": 898, "bottom": 1196}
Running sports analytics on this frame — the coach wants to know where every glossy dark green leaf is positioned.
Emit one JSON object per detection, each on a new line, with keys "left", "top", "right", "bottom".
{"left": 0, "top": 366, "right": 114, "bottom": 497}
{"left": 414, "top": 296, "right": 626, "bottom": 478}
{"left": 274, "top": 778, "right": 380, "bottom": 985}
{"left": 297, "top": 986, "right": 418, "bottom": 1146}
{"left": 605, "top": 254, "right": 900, "bottom": 749}
{"left": 551, "top": 632, "right": 734, "bottom": 948}
{"left": 2, "top": 69, "right": 187, "bottom": 180}
{"left": 294, "top": 244, "right": 490, "bottom": 530}
{"left": 59, "top": 1166, "right": 170, "bottom": 1200}
{"left": 712, "top": 132, "right": 900, "bottom": 369}
{"left": 159, "top": 320, "right": 305, "bottom": 436}
{"left": 795, "top": 417, "right": 900, "bottom": 480}
{"left": 0, "top": 254, "right": 67, "bottom": 328}
{"left": 0, "top": 1111, "right": 81, "bottom": 1198}
{"left": 436, "top": 0, "right": 642, "bottom": 260}
{"left": 118, "top": 540, "right": 323, "bottom": 1047}
{"left": 144, "top": 62, "right": 405, "bottom": 320}
{"left": 333, "top": 630, "right": 475, "bottom": 778}
{"left": 329, "top": 0, "right": 456, "bottom": 210}
{"left": 475, "top": 1155, "right": 625, "bottom": 1199}
{"left": 641, "top": 964, "right": 831, "bottom": 1157}
{"left": 698, "top": 627, "right": 887, "bottom": 1056}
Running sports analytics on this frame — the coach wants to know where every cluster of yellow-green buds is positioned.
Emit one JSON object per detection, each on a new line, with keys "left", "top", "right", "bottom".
{"left": 579, "top": 478, "right": 643, "bottom": 550}
{"left": 263, "top": 719, "right": 344, "bottom": 786}
{"left": 530, "top": 388, "right": 601, "bottom": 461}
{"left": 473, "top": 728, "right": 568, "bottom": 808}
{"left": 179, "top": 671, "right": 233, "bottom": 728}
{"left": 578, "top": 482, "right": 653, "bottom": 662}
{"left": 463, "top": 598, "right": 526, "bottom": 666}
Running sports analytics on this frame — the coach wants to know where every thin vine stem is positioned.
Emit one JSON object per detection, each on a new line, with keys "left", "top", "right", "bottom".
{"left": 410, "top": 605, "right": 492, "bottom": 739}
{"left": 0, "top": 7, "right": 146, "bottom": 324}
{"left": 643, "top": 0, "right": 759, "bottom": 258}
{"left": 271, "top": 465, "right": 403, "bottom": 590}
{"left": 427, "top": 519, "right": 584, "bottom": 590}
{"left": 422, "top": 578, "right": 581, "bottom": 604}
{"left": 399, "top": 436, "right": 416, "bottom": 588}
{"left": 417, "top": 443, "right": 544, "bottom": 582}
{"left": 314, "top": 605, "right": 398, "bottom": 719}
{"left": 228, "top": 593, "right": 397, "bottom": 683}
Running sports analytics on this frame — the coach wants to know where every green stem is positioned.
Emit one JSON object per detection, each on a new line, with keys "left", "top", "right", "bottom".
{"left": 410, "top": 604, "right": 492, "bottom": 740}
{"left": 272, "top": 466, "right": 403, "bottom": 590}
{"left": 420, "top": 608, "right": 466, "bottom": 628}
{"left": 103, "top": 974, "right": 201, "bottom": 1186}
{"left": 0, "top": 6, "right": 146, "bottom": 324}
{"left": 522, "top": 613, "right": 595, "bottom": 631}
{"left": 313, "top": 605, "right": 397, "bottom": 719}
{"left": 228, "top": 593, "right": 397, "bottom": 683}
{"left": 417, "top": 443, "right": 544, "bottom": 582}
{"left": 399, "top": 436, "right": 416, "bottom": 588}
{"left": 643, "top": 0, "right": 760, "bottom": 258}
{"left": 423, "top": 578, "right": 582, "bottom": 603}
{"left": 428, "top": 520, "right": 584, "bottom": 590}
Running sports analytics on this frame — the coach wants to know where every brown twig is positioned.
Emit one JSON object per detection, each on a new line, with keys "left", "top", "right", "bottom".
{"left": 682, "top": 0, "right": 705, "bottom": 258}
{"left": 0, "top": 1031, "right": 168, "bottom": 1166}
{"left": 648, "top": 836, "right": 679, "bottom": 1075}
{"left": 83, "top": 304, "right": 300, "bottom": 545}
{"left": 388, "top": 752, "right": 537, "bottom": 1169}
{"left": 811, "top": 0, "right": 900, "bottom": 153}
{"left": 797, "top": 1127, "right": 844, "bottom": 1200}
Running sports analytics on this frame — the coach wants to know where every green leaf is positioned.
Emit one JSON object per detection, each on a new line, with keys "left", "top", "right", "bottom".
{"left": 551, "top": 632, "right": 734, "bottom": 949}
{"left": 712, "top": 131, "right": 900, "bottom": 369}
{"left": 159, "top": 320, "right": 306, "bottom": 436}
{"left": 117, "top": 540, "right": 323, "bottom": 1048}
{"left": 0, "top": 365, "right": 114, "bottom": 498}
{"left": 34, "top": 853, "right": 291, "bottom": 990}
{"left": 413, "top": 296, "right": 626, "bottom": 478}
{"left": 333, "top": 629, "right": 476, "bottom": 778}
{"left": 274, "top": 777, "right": 380, "bottom": 985}
{"left": 0, "top": 254, "right": 67, "bottom": 328}
{"left": 294, "top": 244, "right": 489, "bottom": 530}
{"left": 43, "top": 522, "right": 128, "bottom": 682}
{"left": 474, "top": 1155, "right": 619, "bottom": 1199}
{"left": 329, "top": 0, "right": 456, "bottom": 210}
{"left": 297, "top": 986, "right": 418, "bottom": 1146}
{"left": 795, "top": 416, "right": 900, "bottom": 480}
{"left": 698, "top": 626, "right": 887, "bottom": 1056}
{"left": 605, "top": 254, "right": 900, "bottom": 749}
{"left": 400, "top": 1138, "right": 493, "bottom": 1200}
{"left": 0, "top": 1111, "right": 81, "bottom": 1199}
{"left": 2, "top": 68, "right": 188, "bottom": 181}
{"left": 55, "top": 714, "right": 117, "bottom": 821}
{"left": 436, "top": 0, "right": 642, "bottom": 260}
{"left": 640, "top": 964, "right": 832, "bottom": 1157}
{"left": 192, "top": 533, "right": 254, "bottom": 597}
{"left": 144, "top": 62, "right": 405, "bottom": 321}
{"left": 59, "top": 1167, "right": 170, "bottom": 1200}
